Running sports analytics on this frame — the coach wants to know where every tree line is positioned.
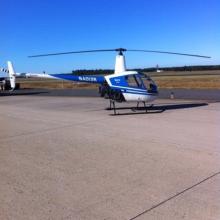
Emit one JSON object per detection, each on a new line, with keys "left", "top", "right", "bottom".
{"left": 72, "top": 65, "right": 220, "bottom": 75}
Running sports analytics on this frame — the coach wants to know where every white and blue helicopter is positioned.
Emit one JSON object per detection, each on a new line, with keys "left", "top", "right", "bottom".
{"left": 2, "top": 48, "right": 210, "bottom": 114}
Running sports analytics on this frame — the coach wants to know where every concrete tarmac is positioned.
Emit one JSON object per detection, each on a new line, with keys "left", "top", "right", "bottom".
{"left": 0, "top": 95, "right": 220, "bottom": 220}
{"left": 1, "top": 88, "right": 220, "bottom": 101}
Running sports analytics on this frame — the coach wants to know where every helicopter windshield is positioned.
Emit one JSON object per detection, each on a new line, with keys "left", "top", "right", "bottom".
{"left": 139, "top": 73, "right": 158, "bottom": 93}
{"left": 125, "top": 74, "right": 143, "bottom": 88}
{"left": 124, "top": 73, "right": 157, "bottom": 93}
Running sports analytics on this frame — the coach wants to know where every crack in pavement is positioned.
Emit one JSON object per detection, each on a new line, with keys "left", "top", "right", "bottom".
{"left": 128, "top": 171, "right": 220, "bottom": 220}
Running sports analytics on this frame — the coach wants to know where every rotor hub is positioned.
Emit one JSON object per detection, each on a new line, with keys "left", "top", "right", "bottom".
{"left": 115, "top": 48, "right": 127, "bottom": 55}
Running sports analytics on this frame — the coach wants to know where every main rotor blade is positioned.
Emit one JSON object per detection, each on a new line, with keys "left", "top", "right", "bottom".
{"left": 28, "top": 47, "right": 210, "bottom": 58}
{"left": 127, "top": 49, "right": 211, "bottom": 58}
{"left": 28, "top": 49, "right": 119, "bottom": 58}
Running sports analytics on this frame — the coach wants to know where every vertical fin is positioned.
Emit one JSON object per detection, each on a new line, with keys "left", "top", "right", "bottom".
{"left": 7, "top": 61, "right": 16, "bottom": 90}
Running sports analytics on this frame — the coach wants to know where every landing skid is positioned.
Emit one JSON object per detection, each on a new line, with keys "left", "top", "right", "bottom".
{"left": 107, "top": 100, "right": 154, "bottom": 115}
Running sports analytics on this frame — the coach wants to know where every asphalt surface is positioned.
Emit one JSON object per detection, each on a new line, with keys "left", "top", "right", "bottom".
{"left": 0, "top": 90, "right": 220, "bottom": 219}
{"left": 1, "top": 88, "right": 220, "bottom": 101}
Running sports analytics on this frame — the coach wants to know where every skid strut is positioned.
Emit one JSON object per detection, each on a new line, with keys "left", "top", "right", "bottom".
{"left": 136, "top": 101, "right": 148, "bottom": 112}
{"left": 109, "top": 99, "right": 117, "bottom": 115}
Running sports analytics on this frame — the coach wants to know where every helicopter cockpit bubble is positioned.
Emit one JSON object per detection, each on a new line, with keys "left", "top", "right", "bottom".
{"left": 139, "top": 73, "right": 158, "bottom": 93}
{"left": 125, "top": 74, "right": 143, "bottom": 88}
{"left": 124, "top": 73, "right": 158, "bottom": 93}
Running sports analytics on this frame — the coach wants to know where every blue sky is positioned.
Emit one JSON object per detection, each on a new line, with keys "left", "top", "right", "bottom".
{"left": 0, "top": 0, "right": 219, "bottom": 73}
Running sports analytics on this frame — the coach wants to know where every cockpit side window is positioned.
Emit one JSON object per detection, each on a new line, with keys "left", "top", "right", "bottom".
{"left": 125, "top": 75, "right": 143, "bottom": 88}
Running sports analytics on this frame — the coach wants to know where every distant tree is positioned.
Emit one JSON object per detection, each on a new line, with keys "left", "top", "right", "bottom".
{"left": 72, "top": 65, "right": 220, "bottom": 74}
{"left": 72, "top": 69, "right": 114, "bottom": 75}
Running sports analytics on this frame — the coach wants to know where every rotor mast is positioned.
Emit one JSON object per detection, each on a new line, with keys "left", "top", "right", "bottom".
{"left": 114, "top": 48, "right": 127, "bottom": 74}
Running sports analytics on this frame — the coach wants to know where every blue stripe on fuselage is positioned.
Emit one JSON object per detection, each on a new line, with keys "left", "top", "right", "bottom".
{"left": 110, "top": 86, "right": 158, "bottom": 95}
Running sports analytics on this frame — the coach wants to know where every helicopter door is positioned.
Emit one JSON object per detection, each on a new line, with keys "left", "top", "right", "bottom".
{"left": 125, "top": 74, "right": 144, "bottom": 89}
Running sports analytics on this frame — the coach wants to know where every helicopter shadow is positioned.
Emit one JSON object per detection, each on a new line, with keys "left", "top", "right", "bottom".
{"left": 108, "top": 102, "right": 208, "bottom": 116}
